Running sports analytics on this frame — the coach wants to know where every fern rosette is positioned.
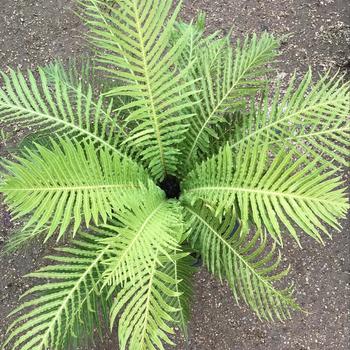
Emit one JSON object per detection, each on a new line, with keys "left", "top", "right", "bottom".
{"left": 0, "top": 0, "right": 349, "bottom": 349}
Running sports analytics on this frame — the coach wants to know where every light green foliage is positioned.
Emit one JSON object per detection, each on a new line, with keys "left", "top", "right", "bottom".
{"left": 231, "top": 71, "right": 350, "bottom": 167}
{"left": 80, "top": 0, "right": 196, "bottom": 179}
{"left": 0, "top": 67, "right": 127, "bottom": 155}
{"left": 1, "top": 138, "right": 152, "bottom": 239}
{"left": 3, "top": 231, "right": 112, "bottom": 350}
{"left": 2, "top": 222, "right": 51, "bottom": 254}
{"left": 110, "top": 254, "right": 178, "bottom": 350}
{"left": 181, "top": 32, "right": 279, "bottom": 163}
{"left": 162, "top": 254, "right": 197, "bottom": 336}
{"left": 0, "top": 0, "right": 349, "bottom": 349}
{"left": 101, "top": 196, "right": 182, "bottom": 287}
{"left": 185, "top": 203, "right": 299, "bottom": 320}
{"left": 182, "top": 140, "right": 348, "bottom": 245}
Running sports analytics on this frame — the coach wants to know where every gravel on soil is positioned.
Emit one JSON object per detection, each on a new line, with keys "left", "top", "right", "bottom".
{"left": 0, "top": 1, "right": 349, "bottom": 349}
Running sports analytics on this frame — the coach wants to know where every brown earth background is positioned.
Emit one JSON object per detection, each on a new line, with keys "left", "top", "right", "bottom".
{"left": 0, "top": 1, "right": 349, "bottom": 349}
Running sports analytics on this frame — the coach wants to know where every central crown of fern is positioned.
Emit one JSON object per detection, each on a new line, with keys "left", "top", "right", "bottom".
{"left": 0, "top": 1, "right": 349, "bottom": 349}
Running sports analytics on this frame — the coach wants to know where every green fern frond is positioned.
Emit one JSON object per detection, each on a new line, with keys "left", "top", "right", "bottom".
{"left": 101, "top": 196, "right": 183, "bottom": 287}
{"left": 0, "top": 138, "right": 153, "bottom": 239}
{"left": 80, "top": 0, "right": 196, "bottom": 180}
{"left": 275, "top": 122, "right": 350, "bottom": 167}
{"left": 0, "top": 68, "right": 126, "bottom": 155}
{"left": 161, "top": 253, "right": 197, "bottom": 337}
{"left": 3, "top": 231, "right": 112, "bottom": 350}
{"left": 110, "top": 252, "right": 180, "bottom": 350}
{"left": 181, "top": 32, "right": 279, "bottom": 164}
{"left": 230, "top": 71, "right": 350, "bottom": 167}
{"left": 185, "top": 202, "right": 299, "bottom": 320}
{"left": 37, "top": 59, "right": 132, "bottom": 150}
{"left": 182, "top": 141, "right": 348, "bottom": 244}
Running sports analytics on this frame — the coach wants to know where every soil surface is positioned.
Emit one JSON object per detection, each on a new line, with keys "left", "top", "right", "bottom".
{"left": 0, "top": 1, "right": 349, "bottom": 349}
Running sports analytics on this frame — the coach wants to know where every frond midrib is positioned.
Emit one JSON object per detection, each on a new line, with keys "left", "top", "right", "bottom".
{"left": 281, "top": 126, "right": 350, "bottom": 141}
{"left": 4, "top": 183, "right": 141, "bottom": 192}
{"left": 131, "top": 2, "right": 167, "bottom": 175}
{"left": 139, "top": 257, "right": 158, "bottom": 347}
{"left": 186, "top": 207, "right": 288, "bottom": 300}
{"left": 46, "top": 67, "right": 128, "bottom": 138}
{"left": 186, "top": 185, "right": 340, "bottom": 205}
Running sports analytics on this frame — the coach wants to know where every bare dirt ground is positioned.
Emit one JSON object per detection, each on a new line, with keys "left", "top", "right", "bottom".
{"left": 0, "top": 0, "right": 349, "bottom": 349}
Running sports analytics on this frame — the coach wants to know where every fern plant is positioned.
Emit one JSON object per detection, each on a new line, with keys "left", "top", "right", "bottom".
{"left": 0, "top": 0, "right": 349, "bottom": 349}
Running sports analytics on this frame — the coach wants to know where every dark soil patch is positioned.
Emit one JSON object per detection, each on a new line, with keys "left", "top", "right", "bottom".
{"left": 0, "top": 1, "right": 349, "bottom": 349}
